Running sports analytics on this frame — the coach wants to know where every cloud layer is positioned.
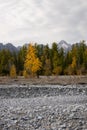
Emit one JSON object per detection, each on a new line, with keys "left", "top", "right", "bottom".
{"left": 0, "top": 0, "right": 87, "bottom": 46}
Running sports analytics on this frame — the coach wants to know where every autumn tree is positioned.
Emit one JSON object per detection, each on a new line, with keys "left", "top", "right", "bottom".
{"left": 71, "top": 56, "right": 77, "bottom": 74}
{"left": 83, "top": 48, "right": 87, "bottom": 69}
{"left": 44, "top": 58, "right": 52, "bottom": 75}
{"left": 24, "top": 44, "right": 42, "bottom": 77}
{"left": 10, "top": 64, "right": 17, "bottom": 78}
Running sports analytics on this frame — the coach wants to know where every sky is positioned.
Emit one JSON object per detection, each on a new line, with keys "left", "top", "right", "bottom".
{"left": 0, "top": 0, "right": 87, "bottom": 46}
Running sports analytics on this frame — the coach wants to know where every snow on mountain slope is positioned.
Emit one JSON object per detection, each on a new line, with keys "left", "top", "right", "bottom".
{"left": 58, "top": 40, "right": 71, "bottom": 52}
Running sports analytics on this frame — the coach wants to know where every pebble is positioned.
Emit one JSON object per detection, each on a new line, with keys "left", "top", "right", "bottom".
{"left": 0, "top": 84, "right": 87, "bottom": 129}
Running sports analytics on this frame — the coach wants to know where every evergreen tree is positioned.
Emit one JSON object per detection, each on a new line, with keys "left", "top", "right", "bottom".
{"left": 0, "top": 49, "right": 12, "bottom": 75}
{"left": 17, "top": 46, "right": 27, "bottom": 75}
{"left": 51, "top": 42, "right": 60, "bottom": 75}
{"left": 41, "top": 44, "right": 52, "bottom": 75}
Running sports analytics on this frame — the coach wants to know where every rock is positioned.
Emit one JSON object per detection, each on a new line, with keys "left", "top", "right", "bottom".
{"left": 37, "top": 116, "right": 43, "bottom": 120}
{"left": 60, "top": 123, "right": 66, "bottom": 128}
{"left": 69, "top": 113, "right": 74, "bottom": 118}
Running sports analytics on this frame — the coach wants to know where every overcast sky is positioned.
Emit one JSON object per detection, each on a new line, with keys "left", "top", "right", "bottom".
{"left": 0, "top": 0, "right": 87, "bottom": 46}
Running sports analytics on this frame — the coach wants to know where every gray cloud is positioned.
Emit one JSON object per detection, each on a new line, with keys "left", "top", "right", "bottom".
{"left": 0, "top": 0, "right": 87, "bottom": 46}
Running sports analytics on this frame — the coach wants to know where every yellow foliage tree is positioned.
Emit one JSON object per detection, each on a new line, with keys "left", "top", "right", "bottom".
{"left": 10, "top": 64, "right": 17, "bottom": 78}
{"left": 24, "top": 44, "right": 42, "bottom": 77}
{"left": 23, "top": 70, "right": 28, "bottom": 78}
{"left": 70, "top": 57, "right": 77, "bottom": 74}
{"left": 53, "top": 66, "right": 62, "bottom": 75}
{"left": 64, "top": 57, "right": 77, "bottom": 75}
{"left": 71, "top": 57, "right": 76, "bottom": 69}
{"left": 44, "top": 59, "right": 52, "bottom": 76}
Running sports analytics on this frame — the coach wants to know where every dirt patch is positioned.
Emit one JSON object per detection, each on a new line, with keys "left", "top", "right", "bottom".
{"left": 0, "top": 76, "right": 87, "bottom": 85}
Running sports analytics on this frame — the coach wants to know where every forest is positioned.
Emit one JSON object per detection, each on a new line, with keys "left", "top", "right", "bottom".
{"left": 0, "top": 40, "right": 87, "bottom": 77}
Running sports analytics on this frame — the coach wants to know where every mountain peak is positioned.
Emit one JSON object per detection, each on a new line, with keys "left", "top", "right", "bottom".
{"left": 58, "top": 40, "right": 71, "bottom": 52}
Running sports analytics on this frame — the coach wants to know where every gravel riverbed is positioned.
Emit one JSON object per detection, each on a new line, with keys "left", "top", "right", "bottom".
{"left": 0, "top": 84, "right": 87, "bottom": 130}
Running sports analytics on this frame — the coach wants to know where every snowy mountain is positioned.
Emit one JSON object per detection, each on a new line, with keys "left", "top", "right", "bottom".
{"left": 58, "top": 40, "right": 71, "bottom": 52}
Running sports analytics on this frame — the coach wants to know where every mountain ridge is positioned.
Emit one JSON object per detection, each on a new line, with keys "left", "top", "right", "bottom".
{"left": 0, "top": 43, "right": 18, "bottom": 52}
{"left": 0, "top": 40, "right": 85, "bottom": 53}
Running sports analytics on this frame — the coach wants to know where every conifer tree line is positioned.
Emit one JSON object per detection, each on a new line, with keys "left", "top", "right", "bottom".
{"left": 0, "top": 40, "right": 87, "bottom": 77}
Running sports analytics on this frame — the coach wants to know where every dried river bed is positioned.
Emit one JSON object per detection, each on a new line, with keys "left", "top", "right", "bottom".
{"left": 0, "top": 84, "right": 87, "bottom": 130}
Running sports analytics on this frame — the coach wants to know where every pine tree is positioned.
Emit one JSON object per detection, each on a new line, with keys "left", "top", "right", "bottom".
{"left": 0, "top": 50, "right": 12, "bottom": 75}
{"left": 51, "top": 42, "right": 60, "bottom": 75}
{"left": 17, "top": 46, "right": 27, "bottom": 75}
{"left": 41, "top": 44, "right": 52, "bottom": 75}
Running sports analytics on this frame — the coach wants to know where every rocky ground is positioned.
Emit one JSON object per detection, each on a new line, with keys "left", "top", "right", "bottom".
{"left": 0, "top": 83, "right": 87, "bottom": 130}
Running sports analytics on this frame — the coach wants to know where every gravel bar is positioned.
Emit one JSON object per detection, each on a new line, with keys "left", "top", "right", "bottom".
{"left": 0, "top": 84, "right": 87, "bottom": 130}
